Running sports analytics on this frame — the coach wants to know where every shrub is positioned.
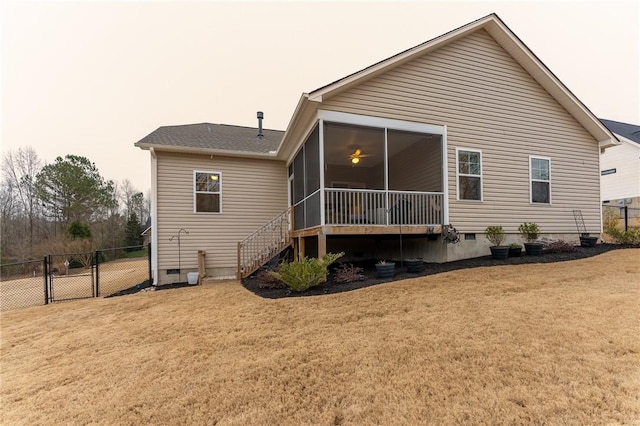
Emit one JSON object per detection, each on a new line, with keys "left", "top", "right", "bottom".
{"left": 269, "top": 252, "right": 344, "bottom": 292}
{"left": 607, "top": 228, "right": 640, "bottom": 245}
{"left": 256, "top": 269, "right": 286, "bottom": 289}
{"left": 485, "top": 225, "right": 506, "bottom": 247}
{"left": 545, "top": 240, "right": 577, "bottom": 253}
{"left": 603, "top": 206, "right": 620, "bottom": 233}
{"left": 519, "top": 222, "right": 540, "bottom": 242}
{"left": 333, "top": 263, "right": 365, "bottom": 284}
{"left": 508, "top": 243, "right": 522, "bottom": 249}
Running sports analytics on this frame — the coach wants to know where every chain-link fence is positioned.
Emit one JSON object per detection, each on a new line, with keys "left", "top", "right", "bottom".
{"left": 0, "top": 244, "right": 151, "bottom": 313}
{"left": 0, "top": 259, "right": 47, "bottom": 312}
{"left": 95, "top": 245, "right": 151, "bottom": 297}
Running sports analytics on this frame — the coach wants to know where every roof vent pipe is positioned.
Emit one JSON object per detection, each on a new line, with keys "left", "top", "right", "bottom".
{"left": 257, "top": 111, "right": 264, "bottom": 138}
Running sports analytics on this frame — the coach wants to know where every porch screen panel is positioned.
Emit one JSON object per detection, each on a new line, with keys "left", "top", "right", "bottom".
{"left": 305, "top": 191, "right": 321, "bottom": 228}
{"left": 293, "top": 149, "right": 305, "bottom": 204}
{"left": 388, "top": 130, "right": 439, "bottom": 192}
{"left": 323, "top": 122, "right": 384, "bottom": 190}
{"left": 305, "top": 126, "right": 320, "bottom": 196}
{"left": 294, "top": 203, "right": 305, "bottom": 230}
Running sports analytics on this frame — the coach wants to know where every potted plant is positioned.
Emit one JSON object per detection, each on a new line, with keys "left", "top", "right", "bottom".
{"left": 375, "top": 260, "right": 395, "bottom": 278}
{"left": 579, "top": 234, "right": 599, "bottom": 247}
{"left": 405, "top": 258, "right": 424, "bottom": 273}
{"left": 485, "top": 226, "right": 509, "bottom": 259}
{"left": 508, "top": 243, "right": 522, "bottom": 257}
{"left": 519, "top": 222, "right": 543, "bottom": 255}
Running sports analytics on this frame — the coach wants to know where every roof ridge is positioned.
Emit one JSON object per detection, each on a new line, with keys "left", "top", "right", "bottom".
{"left": 158, "top": 122, "right": 284, "bottom": 133}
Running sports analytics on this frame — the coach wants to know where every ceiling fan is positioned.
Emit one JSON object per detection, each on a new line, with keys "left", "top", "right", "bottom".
{"left": 349, "top": 148, "right": 373, "bottom": 165}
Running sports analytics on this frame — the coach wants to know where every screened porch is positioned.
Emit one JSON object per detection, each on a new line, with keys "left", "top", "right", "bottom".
{"left": 289, "top": 117, "right": 445, "bottom": 233}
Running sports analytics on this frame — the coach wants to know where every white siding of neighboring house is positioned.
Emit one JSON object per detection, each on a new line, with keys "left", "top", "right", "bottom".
{"left": 155, "top": 151, "right": 287, "bottom": 283}
{"left": 320, "top": 29, "right": 602, "bottom": 246}
{"left": 600, "top": 136, "right": 640, "bottom": 202}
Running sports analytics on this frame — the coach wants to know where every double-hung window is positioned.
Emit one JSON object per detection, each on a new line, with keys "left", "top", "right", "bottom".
{"left": 530, "top": 156, "right": 550, "bottom": 204}
{"left": 456, "top": 148, "right": 482, "bottom": 201}
{"left": 194, "top": 171, "right": 222, "bottom": 213}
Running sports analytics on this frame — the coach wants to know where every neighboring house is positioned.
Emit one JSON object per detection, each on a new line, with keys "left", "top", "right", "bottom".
{"left": 141, "top": 217, "right": 152, "bottom": 247}
{"left": 599, "top": 119, "right": 640, "bottom": 209}
{"left": 136, "top": 14, "right": 617, "bottom": 285}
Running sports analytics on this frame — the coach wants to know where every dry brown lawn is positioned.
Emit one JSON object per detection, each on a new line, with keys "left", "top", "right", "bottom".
{"left": 1, "top": 250, "right": 639, "bottom": 425}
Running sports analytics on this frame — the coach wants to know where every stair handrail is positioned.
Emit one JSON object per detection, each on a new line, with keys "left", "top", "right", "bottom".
{"left": 237, "top": 207, "right": 292, "bottom": 279}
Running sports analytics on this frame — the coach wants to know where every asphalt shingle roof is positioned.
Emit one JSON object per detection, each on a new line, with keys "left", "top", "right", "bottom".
{"left": 135, "top": 123, "right": 283, "bottom": 154}
{"left": 600, "top": 119, "right": 640, "bottom": 145}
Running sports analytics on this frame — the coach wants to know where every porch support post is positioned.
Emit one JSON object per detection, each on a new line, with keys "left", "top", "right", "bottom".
{"left": 298, "top": 236, "right": 305, "bottom": 259}
{"left": 442, "top": 125, "right": 449, "bottom": 225}
{"left": 317, "top": 232, "right": 327, "bottom": 259}
{"left": 319, "top": 119, "right": 325, "bottom": 226}
{"left": 384, "top": 128, "right": 389, "bottom": 225}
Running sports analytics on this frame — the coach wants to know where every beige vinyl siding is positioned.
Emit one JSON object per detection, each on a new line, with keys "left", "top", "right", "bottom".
{"left": 322, "top": 29, "right": 602, "bottom": 235}
{"left": 156, "top": 151, "right": 287, "bottom": 281}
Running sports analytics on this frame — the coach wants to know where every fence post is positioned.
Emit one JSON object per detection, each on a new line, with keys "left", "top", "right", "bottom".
{"left": 624, "top": 206, "right": 629, "bottom": 232}
{"left": 147, "top": 243, "right": 152, "bottom": 285}
{"left": 95, "top": 250, "right": 101, "bottom": 297}
{"left": 43, "top": 256, "right": 49, "bottom": 305}
{"left": 48, "top": 255, "right": 53, "bottom": 302}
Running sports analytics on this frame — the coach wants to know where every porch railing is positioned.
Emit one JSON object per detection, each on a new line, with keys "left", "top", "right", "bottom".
{"left": 237, "top": 208, "right": 292, "bottom": 279}
{"left": 325, "top": 189, "right": 443, "bottom": 226}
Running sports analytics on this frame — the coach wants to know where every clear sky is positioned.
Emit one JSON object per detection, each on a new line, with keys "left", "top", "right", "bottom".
{"left": 1, "top": 0, "right": 638, "bottom": 193}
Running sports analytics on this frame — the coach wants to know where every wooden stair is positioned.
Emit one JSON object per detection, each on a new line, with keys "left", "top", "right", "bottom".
{"left": 237, "top": 208, "right": 292, "bottom": 279}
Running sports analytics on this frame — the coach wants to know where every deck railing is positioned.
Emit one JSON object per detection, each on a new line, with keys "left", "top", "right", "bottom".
{"left": 237, "top": 208, "right": 292, "bottom": 279}
{"left": 325, "top": 189, "right": 443, "bottom": 226}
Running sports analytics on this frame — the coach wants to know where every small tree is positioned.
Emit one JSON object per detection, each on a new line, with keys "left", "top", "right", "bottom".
{"left": 124, "top": 212, "right": 143, "bottom": 250}
{"left": 68, "top": 221, "right": 92, "bottom": 239}
{"left": 518, "top": 222, "right": 540, "bottom": 242}
{"left": 485, "top": 225, "right": 506, "bottom": 247}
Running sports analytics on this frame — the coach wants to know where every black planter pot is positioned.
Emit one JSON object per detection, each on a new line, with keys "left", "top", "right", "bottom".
{"left": 508, "top": 247, "right": 522, "bottom": 257}
{"left": 375, "top": 263, "right": 395, "bottom": 278}
{"left": 524, "top": 242, "right": 544, "bottom": 256}
{"left": 490, "top": 246, "right": 509, "bottom": 260}
{"left": 405, "top": 258, "right": 424, "bottom": 273}
{"left": 580, "top": 236, "right": 598, "bottom": 247}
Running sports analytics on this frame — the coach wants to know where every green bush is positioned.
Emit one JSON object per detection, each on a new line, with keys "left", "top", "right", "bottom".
{"left": 518, "top": 222, "right": 540, "bottom": 242}
{"left": 269, "top": 252, "right": 343, "bottom": 292}
{"left": 485, "top": 225, "right": 506, "bottom": 247}
{"left": 607, "top": 228, "right": 640, "bottom": 245}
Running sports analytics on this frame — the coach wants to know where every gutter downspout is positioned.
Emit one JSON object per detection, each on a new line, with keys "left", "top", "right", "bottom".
{"left": 150, "top": 147, "right": 159, "bottom": 285}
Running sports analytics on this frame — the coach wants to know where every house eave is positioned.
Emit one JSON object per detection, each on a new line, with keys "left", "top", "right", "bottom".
{"left": 276, "top": 94, "right": 321, "bottom": 163}
{"left": 599, "top": 138, "right": 621, "bottom": 151}
{"left": 135, "top": 143, "right": 280, "bottom": 160}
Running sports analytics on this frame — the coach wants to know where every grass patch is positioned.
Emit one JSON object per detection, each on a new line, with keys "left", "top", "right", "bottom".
{"left": 123, "top": 249, "right": 147, "bottom": 259}
{"left": 1, "top": 249, "right": 639, "bottom": 424}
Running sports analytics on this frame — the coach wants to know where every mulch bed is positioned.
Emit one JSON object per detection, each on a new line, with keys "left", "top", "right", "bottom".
{"left": 104, "top": 280, "right": 196, "bottom": 298}
{"left": 242, "top": 243, "right": 639, "bottom": 299}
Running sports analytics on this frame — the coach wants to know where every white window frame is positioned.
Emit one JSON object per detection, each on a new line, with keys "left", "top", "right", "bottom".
{"left": 193, "top": 170, "right": 222, "bottom": 214}
{"left": 456, "top": 148, "right": 483, "bottom": 202}
{"left": 529, "top": 156, "right": 551, "bottom": 204}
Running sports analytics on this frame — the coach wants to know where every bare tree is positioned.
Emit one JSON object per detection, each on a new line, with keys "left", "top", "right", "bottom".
{"left": 1, "top": 147, "right": 42, "bottom": 258}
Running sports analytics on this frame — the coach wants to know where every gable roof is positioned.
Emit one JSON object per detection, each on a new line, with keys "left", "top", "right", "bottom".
{"left": 600, "top": 119, "right": 640, "bottom": 145}
{"left": 135, "top": 123, "right": 283, "bottom": 157}
{"left": 278, "top": 13, "right": 617, "bottom": 160}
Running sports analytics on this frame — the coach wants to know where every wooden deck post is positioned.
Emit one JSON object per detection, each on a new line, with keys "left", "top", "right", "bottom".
{"left": 318, "top": 232, "right": 327, "bottom": 259}
{"left": 198, "top": 250, "right": 207, "bottom": 280}
{"left": 237, "top": 242, "right": 241, "bottom": 279}
{"left": 298, "top": 236, "right": 305, "bottom": 260}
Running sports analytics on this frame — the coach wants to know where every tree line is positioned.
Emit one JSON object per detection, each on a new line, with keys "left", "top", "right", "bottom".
{"left": 1, "top": 147, "right": 150, "bottom": 262}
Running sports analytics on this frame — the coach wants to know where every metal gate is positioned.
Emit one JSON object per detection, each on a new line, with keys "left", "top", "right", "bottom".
{"left": 47, "top": 252, "right": 96, "bottom": 303}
